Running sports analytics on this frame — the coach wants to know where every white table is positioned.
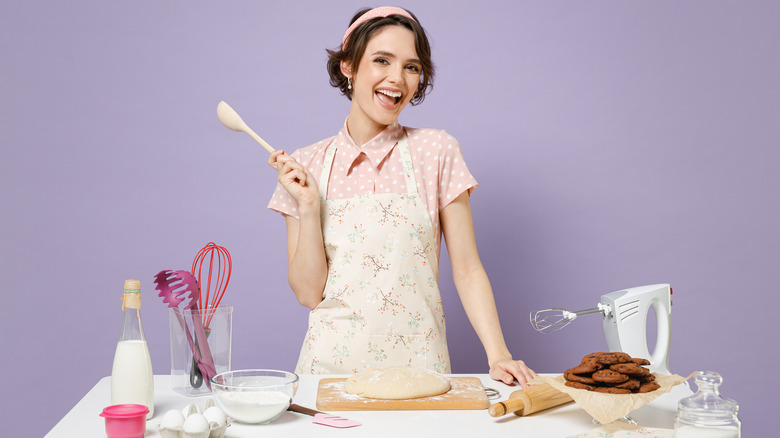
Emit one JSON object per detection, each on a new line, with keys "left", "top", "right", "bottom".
{"left": 46, "top": 374, "right": 691, "bottom": 437}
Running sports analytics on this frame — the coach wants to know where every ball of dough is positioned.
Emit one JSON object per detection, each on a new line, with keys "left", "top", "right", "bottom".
{"left": 345, "top": 366, "right": 451, "bottom": 400}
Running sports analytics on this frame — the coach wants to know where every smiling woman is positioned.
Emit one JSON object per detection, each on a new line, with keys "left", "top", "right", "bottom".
{"left": 341, "top": 26, "right": 423, "bottom": 143}
{"left": 264, "top": 6, "right": 537, "bottom": 387}
{"left": 327, "top": 7, "right": 434, "bottom": 106}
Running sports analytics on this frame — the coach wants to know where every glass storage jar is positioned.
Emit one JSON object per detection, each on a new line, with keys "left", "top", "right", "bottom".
{"left": 675, "top": 371, "right": 741, "bottom": 438}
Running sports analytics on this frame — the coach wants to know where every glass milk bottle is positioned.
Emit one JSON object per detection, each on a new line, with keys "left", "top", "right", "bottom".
{"left": 111, "top": 279, "right": 154, "bottom": 418}
{"left": 675, "top": 371, "right": 740, "bottom": 438}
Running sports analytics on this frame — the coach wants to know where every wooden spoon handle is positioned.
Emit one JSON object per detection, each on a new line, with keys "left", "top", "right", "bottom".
{"left": 243, "top": 125, "right": 275, "bottom": 153}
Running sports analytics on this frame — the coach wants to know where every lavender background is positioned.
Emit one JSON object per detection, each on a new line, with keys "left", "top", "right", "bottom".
{"left": 1, "top": 1, "right": 777, "bottom": 435}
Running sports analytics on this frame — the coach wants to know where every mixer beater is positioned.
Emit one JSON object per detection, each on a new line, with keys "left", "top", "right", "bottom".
{"left": 530, "top": 303, "right": 612, "bottom": 334}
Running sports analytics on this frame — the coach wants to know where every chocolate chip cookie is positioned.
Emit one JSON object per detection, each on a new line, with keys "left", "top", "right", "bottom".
{"left": 564, "top": 370, "right": 596, "bottom": 385}
{"left": 596, "top": 352, "right": 632, "bottom": 365}
{"left": 569, "top": 362, "right": 601, "bottom": 374}
{"left": 594, "top": 386, "right": 632, "bottom": 394}
{"left": 614, "top": 379, "right": 640, "bottom": 390}
{"left": 610, "top": 363, "right": 650, "bottom": 376}
{"left": 639, "top": 374, "right": 656, "bottom": 383}
{"left": 592, "top": 369, "right": 630, "bottom": 384}
{"left": 638, "top": 381, "right": 661, "bottom": 393}
{"left": 565, "top": 381, "right": 595, "bottom": 391}
{"left": 581, "top": 352, "right": 608, "bottom": 363}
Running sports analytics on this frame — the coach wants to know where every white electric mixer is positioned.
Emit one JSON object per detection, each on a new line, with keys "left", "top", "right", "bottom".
{"left": 530, "top": 284, "right": 673, "bottom": 375}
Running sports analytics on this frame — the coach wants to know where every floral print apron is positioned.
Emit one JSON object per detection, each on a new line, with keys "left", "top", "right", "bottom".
{"left": 294, "top": 132, "right": 451, "bottom": 374}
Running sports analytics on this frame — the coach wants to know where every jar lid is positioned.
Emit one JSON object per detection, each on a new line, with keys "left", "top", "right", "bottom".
{"left": 100, "top": 404, "right": 149, "bottom": 419}
{"left": 677, "top": 371, "right": 739, "bottom": 423}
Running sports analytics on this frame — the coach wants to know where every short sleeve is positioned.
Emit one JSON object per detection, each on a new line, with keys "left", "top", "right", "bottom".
{"left": 266, "top": 149, "right": 303, "bottom": 219}
{"left": 438, "top": 131, "right": 478, "bottom": 210}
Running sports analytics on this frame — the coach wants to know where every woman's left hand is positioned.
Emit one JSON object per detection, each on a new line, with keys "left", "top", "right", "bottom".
{"left": 489, "top": 359, "right": 538, "bottom": 387}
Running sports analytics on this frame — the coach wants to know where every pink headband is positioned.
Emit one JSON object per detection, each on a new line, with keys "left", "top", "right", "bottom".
{"left": 342, "top": 6, "right": 416, "bottom": 50}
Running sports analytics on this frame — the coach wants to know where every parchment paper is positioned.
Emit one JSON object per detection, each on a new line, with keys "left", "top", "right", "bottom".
{"left": 531, "top": 372, "right": 696, "bottom": 425}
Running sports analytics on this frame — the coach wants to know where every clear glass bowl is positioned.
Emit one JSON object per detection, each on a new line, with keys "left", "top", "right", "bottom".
{"left": 210, "top": 369, "right": 299, "bottom": 424}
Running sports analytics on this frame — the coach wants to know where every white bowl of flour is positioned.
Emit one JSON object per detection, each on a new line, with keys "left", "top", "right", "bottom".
{"left": 210, "top": 369, "right": 299, "bottom": 424}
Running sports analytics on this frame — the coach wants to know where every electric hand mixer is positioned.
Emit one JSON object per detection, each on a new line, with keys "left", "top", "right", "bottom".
{"left": 530, "top": 284, "right": 673, "bottom": 375}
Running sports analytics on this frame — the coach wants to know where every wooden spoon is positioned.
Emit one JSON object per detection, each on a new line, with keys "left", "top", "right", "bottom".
{"left": 216, "top": 100, "right": 275, "bottom": 153}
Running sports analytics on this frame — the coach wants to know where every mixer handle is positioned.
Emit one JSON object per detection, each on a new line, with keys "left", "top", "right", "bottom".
{"left": 649, "top": 297, "right": 672, "bottom": 374}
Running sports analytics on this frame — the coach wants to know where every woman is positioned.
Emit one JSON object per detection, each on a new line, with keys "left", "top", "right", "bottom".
{"left": 268, "top": 6, "right": 536, "bottom": 386}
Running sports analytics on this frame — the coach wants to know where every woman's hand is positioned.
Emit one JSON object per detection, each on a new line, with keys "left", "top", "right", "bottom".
{"left": 268, "top": 150, "right": 320, "bottom": 210}
{"left": 489, "top": 358, "right": 538, "bottom": 387}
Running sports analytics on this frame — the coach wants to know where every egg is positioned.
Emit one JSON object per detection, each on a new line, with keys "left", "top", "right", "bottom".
{"left": 182, "top": 403, "right": 201, "bottom": 418}
{"left": 204, "top": 406, "right": 227, "bottom": 426}
{"left": 183, "top": 413, "right": 210, "bottom": 433}
{"left": 161, "top": 409, "right": 185, "bottom": 429}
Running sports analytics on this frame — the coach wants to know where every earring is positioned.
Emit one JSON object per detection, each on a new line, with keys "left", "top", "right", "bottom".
{"left": 347, "top": 77, "right": 352, "bottom": 90}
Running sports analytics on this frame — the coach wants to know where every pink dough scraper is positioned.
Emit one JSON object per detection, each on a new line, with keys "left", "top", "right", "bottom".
{"left": 288, "top": 404, "right": 361, "bottom": 428}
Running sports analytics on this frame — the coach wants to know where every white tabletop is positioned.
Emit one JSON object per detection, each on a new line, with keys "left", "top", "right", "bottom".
{"left": 46, "top": 374, "right": 691, "bottom": 438}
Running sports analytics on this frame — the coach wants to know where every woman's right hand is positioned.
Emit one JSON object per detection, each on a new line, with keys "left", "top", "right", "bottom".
{"left": 268, "top": 150, "right": 320, "bottom": 210}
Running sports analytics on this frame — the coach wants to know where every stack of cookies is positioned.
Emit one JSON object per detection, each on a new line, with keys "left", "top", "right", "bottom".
{"left": 564, "top": 352, "right": 661, "bottom": 394}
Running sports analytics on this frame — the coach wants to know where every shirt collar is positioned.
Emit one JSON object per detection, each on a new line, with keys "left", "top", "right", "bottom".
{"left": 334, "top": 120, "right": 404, "bottom": 172}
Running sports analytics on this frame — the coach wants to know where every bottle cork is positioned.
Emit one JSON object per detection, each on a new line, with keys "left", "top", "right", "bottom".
{"left": 122, "top": 279, "right": 142, "bottom": 310}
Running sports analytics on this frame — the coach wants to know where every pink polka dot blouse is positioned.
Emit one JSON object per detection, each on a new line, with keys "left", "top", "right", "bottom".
{"left": 267, "top": 120, "right": 478, "bottom": 255}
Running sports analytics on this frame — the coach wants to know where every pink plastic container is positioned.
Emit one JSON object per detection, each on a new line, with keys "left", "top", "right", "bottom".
{"left": 99, "top": 404, "right": 149, "bottom": 438}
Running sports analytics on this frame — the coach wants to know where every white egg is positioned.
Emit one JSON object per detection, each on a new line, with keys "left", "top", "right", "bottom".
{"left": 161, "top": 409, "right": 185, "bottom": 428}
{"left": 204, "top": 406, "right": 227, "bottom": 426}
{"left": 182, "top": 403, "right": 201, "bottom": 418}
{"left": 183, "top": 413, "right": 210, "bottom": 433}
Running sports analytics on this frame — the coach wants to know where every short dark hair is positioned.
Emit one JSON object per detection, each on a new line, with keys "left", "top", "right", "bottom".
{"left": 326, "top": 8, "right": 435, "bottom": 105}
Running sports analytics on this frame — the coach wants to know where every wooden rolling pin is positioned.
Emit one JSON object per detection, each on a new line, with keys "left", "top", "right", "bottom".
{"left": 488, "top": 383, "right": 573, "bottom": 417}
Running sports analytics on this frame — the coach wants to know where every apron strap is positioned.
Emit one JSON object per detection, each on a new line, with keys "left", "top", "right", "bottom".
{"left": 319, "top": 138, "right": 338, "bottom": 200}
{"left": 396, "top": 133, "right": 418, "bottom": 195}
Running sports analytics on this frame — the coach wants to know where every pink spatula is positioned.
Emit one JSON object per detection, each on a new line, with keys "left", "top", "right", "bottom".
{"left": 288, "top": 404, "right": 361, "bottom": 428}
{"left": 154, "top": 270, "right": 217, "bottom": 389}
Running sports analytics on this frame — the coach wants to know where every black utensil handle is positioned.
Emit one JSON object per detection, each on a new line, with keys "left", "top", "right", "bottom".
{"left": 288, "top": 403, "right": 323, "bottom": 416}
{"left": 189, "top": 327, "right": 211, "bottom": 388}
{"left": 190, "top": 356, "right": 204, "bottom": 388}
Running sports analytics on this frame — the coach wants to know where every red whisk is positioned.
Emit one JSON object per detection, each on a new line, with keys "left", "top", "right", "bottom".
{"left": 191, "top": 242, "right": 232, "bottom": 329}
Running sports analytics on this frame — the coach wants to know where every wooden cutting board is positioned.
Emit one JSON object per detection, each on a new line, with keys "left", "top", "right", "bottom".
{"left": 316, "top": 377, "right": 490, "bottom": 410}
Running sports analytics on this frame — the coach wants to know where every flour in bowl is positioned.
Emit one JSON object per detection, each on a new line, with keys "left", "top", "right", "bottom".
{"left": 216, "top": 390, "right": 291, "bottom": 423}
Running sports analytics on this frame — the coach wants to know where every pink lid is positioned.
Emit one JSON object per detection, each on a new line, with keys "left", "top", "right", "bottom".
{"left": 100, "top": 404, "right": 149, "bottom": 418}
